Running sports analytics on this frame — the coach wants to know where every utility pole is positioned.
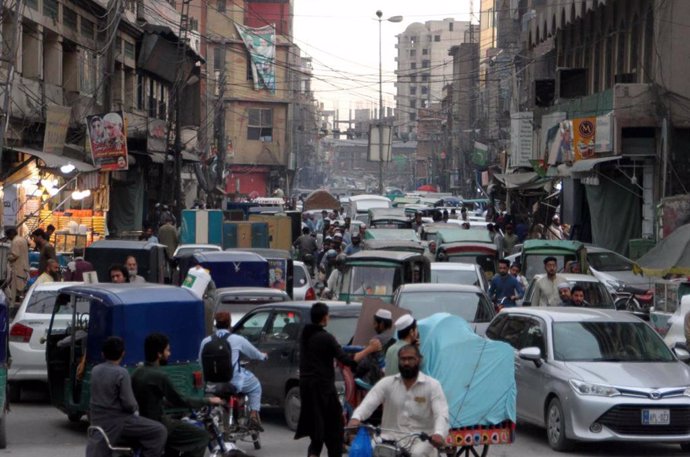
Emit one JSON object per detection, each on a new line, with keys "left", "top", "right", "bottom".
{"left": 0, "top": 0, "right": 25, "bottom": 172}
{"left": 214, "top": 43, "right": 226, "bottom": 206}
{"left": 102, "top": 0, "right": 120, "bottom": 112}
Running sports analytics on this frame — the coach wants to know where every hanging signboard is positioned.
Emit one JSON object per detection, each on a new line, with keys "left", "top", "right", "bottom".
{"left": 572, "top": 117, "right": 596, "bottom": 161}
{"left": 509, "top": 112, "right": 533, "bottom": 168}
{"left": 86, "top": 111, "right": 129, "bottom": 171}
{"left": 43, "top": 105, "right": 72, "bottom": 155}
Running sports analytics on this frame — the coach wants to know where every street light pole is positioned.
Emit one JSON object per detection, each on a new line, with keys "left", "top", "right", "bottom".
{"left": 376, "top": 10, "right": 402, "bottom": 195}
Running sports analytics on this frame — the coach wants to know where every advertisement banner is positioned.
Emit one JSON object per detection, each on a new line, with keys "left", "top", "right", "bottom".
{"left": 86, "top": 111, "right": 128, "bottom": 171}
{"left": 546, "top": 120, "right": 573, "bottom": 165}
{"left": 235, "top": 23, "right": 276, "bottom": 93}
{"left": 595, "top": 112, "right": 613, "bottom": 153}
{"left": 572, "top": 117, "right": 596, "bottom": 161}
{"left": 43, "top": 105, "right": 72, "bottom": 155}
{"left": 147, "top": 119, "right": 167, "bottom": 153}
{"left": 268, "top": 258, "right": 287, "bottom": 291}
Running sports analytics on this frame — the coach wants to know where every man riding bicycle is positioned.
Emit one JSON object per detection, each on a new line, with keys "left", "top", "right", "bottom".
{"left": 198, "top": 311, "right": 268, "bottom": 431}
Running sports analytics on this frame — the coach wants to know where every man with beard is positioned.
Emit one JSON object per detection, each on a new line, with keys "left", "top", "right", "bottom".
{"left": 294, "top": 302, "right": 382, "bottom": 457}
{"left": 131, "top": 333, "right": 222, "bottom": 457}
{"left": 384, "top": 314, "right": 419, "bottom": 376}
{"left": 125, "top": 256, "right": 146, "bottom": 284}
{"left": 344, "top": 232, "right": 362, "bottom": 255}
{"left": 347, "top": 345, "right": 449, "bottom": 457}
{"left": 34, "top": 259, "right": 60, "bottom": 285}
{"left": 558, "top": 282, "right": 574, "bottom": 306}
{"left": 31, "top": 228, "right": 56, "bottom": 274}
{"left": 489, "top": 259, "right": 524, "bottom": 308}
{"left": 532, "top": 257, "right": 567, "bottom": 307}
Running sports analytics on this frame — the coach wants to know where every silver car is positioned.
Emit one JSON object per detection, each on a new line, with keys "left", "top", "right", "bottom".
{"left": 486, "top": 307, "right": 690, "bottom": 451}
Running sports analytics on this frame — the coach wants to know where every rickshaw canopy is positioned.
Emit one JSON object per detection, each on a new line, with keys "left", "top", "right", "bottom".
{"left": 57, "top": 284, "right": 205, "bottom": 366}
{"left": 194, "top": 251, "right": 269, "bottom": 288}
{"left": 418, "top": 313, "right": 516, "bottom": 427}
{"left": 364, "top": 229, "right": 419, "bottom": 241}
{"left": 437, "top": 228, "right": 492, "bottom": 245}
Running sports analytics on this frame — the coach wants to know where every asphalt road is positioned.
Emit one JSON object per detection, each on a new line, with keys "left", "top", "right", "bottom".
{"left": 3, "top": 384, "right": 690, "bottom": 457}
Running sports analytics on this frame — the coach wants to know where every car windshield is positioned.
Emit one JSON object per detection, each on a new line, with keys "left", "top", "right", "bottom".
{"left": 349, "top": 266, "right": 397, "bottom": 296}
{"left": 553, "top": 322, "right": 675, "bottom": 362}
{"left": 396, "top": 291, "right": 493, "bottom": 322}
{"left": 431, "top": 269, "right": 480, "bottom": 287}
{"left": 328, "top": 315, "right": 358, "bottom": 345}
{"left": 25, "top": 290, "right": 59, "bottom": 314}
{"left": 524, "top": 254, "right": 575, "bottom": 279}
{"left": 588, "top": 251, "right": 634, "bottom": 272}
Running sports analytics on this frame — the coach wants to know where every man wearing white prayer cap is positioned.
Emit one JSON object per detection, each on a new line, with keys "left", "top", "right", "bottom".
{"left": 384, "top": 314, "right": 419, "bottom": 376}
{"left": 557, "top": 282, "right": 574, "bottom": 307}
{"left": 353, "top": 309, "right": 396, "bottom": 387}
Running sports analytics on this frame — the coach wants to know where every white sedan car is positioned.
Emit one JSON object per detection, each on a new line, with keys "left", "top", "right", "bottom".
{"left": 9, "top": 282, "right": 80, "bottom": 401}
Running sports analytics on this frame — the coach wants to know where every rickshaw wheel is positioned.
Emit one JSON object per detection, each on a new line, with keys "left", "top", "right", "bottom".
{"left": 0, "top": 410, "right": 6, "bottom": 449}
{"left": 453, "top": 445, "right": 489, "bottom": 457}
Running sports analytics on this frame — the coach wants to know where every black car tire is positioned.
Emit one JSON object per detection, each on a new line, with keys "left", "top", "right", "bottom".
{"left": 284, "top": 386, "right": 301, "bottom": 431}
{"left": 67, "top": 411, "right": 82, "bottom": 423}
{"left": 680, "top": 442, "right": 690, "bottom": 451}
{"left": 546, "top": 397, "right": 574, "bottom": 452}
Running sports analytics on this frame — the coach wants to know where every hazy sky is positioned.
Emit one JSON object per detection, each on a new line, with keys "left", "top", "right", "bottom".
{"left": 292, "top": 1, "right": 476, "bottom": 118}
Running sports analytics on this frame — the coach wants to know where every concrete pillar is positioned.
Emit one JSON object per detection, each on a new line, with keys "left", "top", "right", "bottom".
{"left": 43, "top": 32, "right": 62, "bottom": 86}
{"left": 21, "top": 23, "right": 42, "bottom": 79}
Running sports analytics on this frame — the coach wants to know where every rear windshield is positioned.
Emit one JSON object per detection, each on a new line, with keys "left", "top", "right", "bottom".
{"left": 431, "top": 269, "right": 480, "bottom": 287}
{"left": 396, "top": 291, "right": 494, "bottom": 322}
{"left": 294, "top": 266, "right": 308, "bottom": 287}
{"left": 25, "top": 290, "right": 59, "bottom": 314}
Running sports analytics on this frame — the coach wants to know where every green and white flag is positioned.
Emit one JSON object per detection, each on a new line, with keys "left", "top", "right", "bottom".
{"left": 235, "top": 23, "right": 276, "bottom": 93}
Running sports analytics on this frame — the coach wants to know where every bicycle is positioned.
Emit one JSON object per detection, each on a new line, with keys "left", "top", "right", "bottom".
{"left": 345, "top": 423, "right": 449, "bottom": 457}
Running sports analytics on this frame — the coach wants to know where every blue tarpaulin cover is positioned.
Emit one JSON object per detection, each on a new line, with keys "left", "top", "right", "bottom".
{"left": 418, "top": 313, "right": 516, "bottom": 427}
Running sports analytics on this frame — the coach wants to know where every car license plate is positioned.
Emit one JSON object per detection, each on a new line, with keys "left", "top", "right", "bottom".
{"left": 641, "top": 409, "right": 670, "bottom": 425}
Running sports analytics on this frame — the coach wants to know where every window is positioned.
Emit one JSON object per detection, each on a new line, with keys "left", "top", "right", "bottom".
{"left": 189, "top": 17, "right": 198, "bottom": 31}
{"left": 148, "top": 79, "right": 157, "bottom": 117}
{"left": 267, "top": 311, "right": 302, "bottom": 341}
{"left": 79, "top": 49, "right": 98, "bottom": 95}
{"left": 410, "top": 62, "right": 417, "bottom": 70}
{"left": 422, "top": 48, "right": 428, "bottom": 55}
{"left": 421, "top": 86, "right": 428, "bottom": 95}
{"left": 409, "top": 113, "right": 416, "bottom": 122}
{"left": 410, "top": 75, "right": 417, "bottom": 83}
{"left": 158, "top": 83, "right": 166, "bottom": 119}
{"left": 234, "top": 311, "right": 271, "bottom": 344}
{"left": 124, "top": 41, "right": 135, "bottom": 60}
{"left": 25, "top": 0, "right": 37, "bottom": 10}
{"left": 217, "top": 0, "right": 226, "bottom": 12}
{"left": 247, "top": 108, "right": 273, "bottom": 141}
{"left": 136, "top": 74, "right": 145, "bottom": 110}
{"left": 409, "top": 86, "right": 416, "bottom": 95}
{"left": 422, "top": 60, "right": 430, "bottom": 68}
{"left": 421, "top": 73, "right": 429, "bottom": 82}
{"left": 409, "top": 99, "right": 416, "bottom": 109}
{"left": 246, "top": 50, "right": 254, "bottom": 80}
{"left": 63, "top": 7, "right": 77, "bottom": 31}
{"left": 81, "top": 18, "right": 94, "bottom": 38}
{"left": 213, "top": 46, "right": 224, "bottom": 71}
{"left": 434, "top": 35, "right": 441, "bottom": 42}
{"left": 449, "top": 22, "right": 453, "bottom": 32}
{"left": 409, "top": 49, "right": 416, "bottom": 57}
{"left": 43, "top": 0, "right": 58, "bottom": 19}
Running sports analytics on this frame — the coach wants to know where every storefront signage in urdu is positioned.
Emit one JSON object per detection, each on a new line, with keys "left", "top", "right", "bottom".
{"left": 86, "top": 111, "right": 129, "bottom": 171}
{"left": 43, "top": 105, "right": 72, "bottom": 155}
{"left": 509, "top": 112, "right": 534, "bottom": 168}
{"left": 595, "top": 112, "right": 613, "bottom": 153}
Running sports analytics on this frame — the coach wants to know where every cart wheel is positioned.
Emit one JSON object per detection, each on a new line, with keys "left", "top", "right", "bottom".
{"left": 454, "top": 445, "right": 489, "bottom": 457}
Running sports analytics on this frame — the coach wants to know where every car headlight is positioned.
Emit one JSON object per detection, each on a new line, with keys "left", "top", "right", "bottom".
{"left": 569, "top": 379, "right": 620, "bottom": 397}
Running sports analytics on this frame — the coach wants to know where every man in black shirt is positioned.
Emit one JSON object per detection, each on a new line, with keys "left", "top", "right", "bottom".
{"left": 294, "top": 303, "right": 381, "bottom": 457}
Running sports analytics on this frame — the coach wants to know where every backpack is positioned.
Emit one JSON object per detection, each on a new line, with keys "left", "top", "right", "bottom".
{"left": 201, "top": 332, "right": 233, "bottom": 383}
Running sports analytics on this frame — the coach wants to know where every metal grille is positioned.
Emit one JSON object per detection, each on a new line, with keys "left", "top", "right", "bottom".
{"left": 597, "top": 405, "right": 690, "bottom": 436}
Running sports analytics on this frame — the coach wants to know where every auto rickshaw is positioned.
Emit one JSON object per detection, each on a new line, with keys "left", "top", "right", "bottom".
{"left": 519, "top": 240, "right": 589, "bottom": 280}
{"left": 338, "top": 250, "right": 430, "bottom": 303}
{"left": 361, "top": 239, "right": 426, "bottom": 255}
{"left": 368, "top": 208, "right": 412, "bottom": 229}
{"left": 194, "top": 251, "right": 270, "bottom": 288}
{"left": 225, "top": 248, "right": 294, "bottom": 298}
{"left": 85, "top": 240, "right": 168, "bottom": 283}
{"left": 46, "top": 284, "right": 206, "bottom": 422}
{"left": 363, "top": 229, "right": 420, "bottom": 242}
{"left": 436, "top": 241, "right": 499, "bottom": 280}
{"left": 0, "top": 290, "right": 8, "bottom": 448}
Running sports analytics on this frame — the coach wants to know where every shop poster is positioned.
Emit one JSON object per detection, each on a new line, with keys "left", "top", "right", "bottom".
{"left": 235, "top": 23, "right": 276, "bottom": 93}
{"left": 86, "top": 111, "right": 129, "bottom": 171}
{"left": 572, "top": 117, "right": 596, "bottom": 161}
{"left": 268, "top": 258, "right": 287, "bottom": 291}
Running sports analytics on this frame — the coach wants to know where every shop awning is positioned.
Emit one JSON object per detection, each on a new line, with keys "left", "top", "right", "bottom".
{"left": 569, "top": 156, "right": 621, "bottom": 173}
{"left": 11, "top": 147, "right": 97, "bottom": 172}
{"left": 493, "top": 172, "right": 540, "bottom": 189}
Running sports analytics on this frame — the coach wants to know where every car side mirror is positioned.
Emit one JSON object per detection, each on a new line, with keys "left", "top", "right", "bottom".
{"left": 674, "top": 346, "right": 690, "bottom": 362}
{"left": 518, "top": 346, "right": 543, "bottom": 367}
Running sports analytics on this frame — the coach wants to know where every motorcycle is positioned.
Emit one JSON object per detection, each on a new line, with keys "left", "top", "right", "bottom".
{"left": 346, "top": 423, "right": 443, "bottom": 457}
{"left": 614, "top": 284, "right": 653, "bottom": 318}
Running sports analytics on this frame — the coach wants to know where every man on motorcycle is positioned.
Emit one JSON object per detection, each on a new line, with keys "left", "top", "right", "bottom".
{"left": 489, "top": 259, "right": 524, "bottom": 308}
{"left": 347, "top": 344, "right": 449, "bottom": 457}
{"left": 198, "top": 311, "right": 268, "bottom": 431}
{"left": 131, "top": 333, "right": 223, "bottom": 457}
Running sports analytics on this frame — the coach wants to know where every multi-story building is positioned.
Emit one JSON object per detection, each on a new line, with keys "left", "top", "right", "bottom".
{"left": 0, "top": 0, "right": 202, "bottom": 235}
{"left": 394, "top": 18, "right": 470, "bottom": 140}
{"left": 517, "top": 0, "right": 690, "bottom": 255}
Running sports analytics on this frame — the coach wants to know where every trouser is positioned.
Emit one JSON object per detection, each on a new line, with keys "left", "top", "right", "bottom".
{"left": 86, "top": 414, "right": 167, "bottom": 457}
{"left": 235, "top": 371, "right": 262, "bottom": 411}
{"left": 305, "top": 391, "right": 343, "bottom": 457}
{"left": 163, "top": 416, "right": 210, "bottom": 457}
{"left": 409, "top": 439, "right": 437, "bottom": 457}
